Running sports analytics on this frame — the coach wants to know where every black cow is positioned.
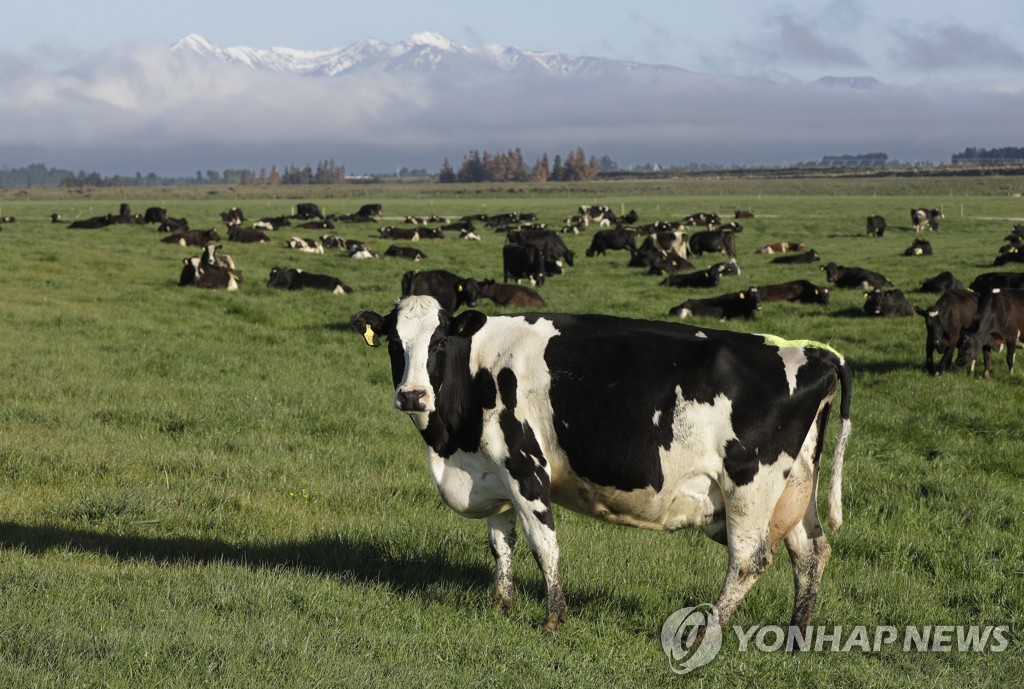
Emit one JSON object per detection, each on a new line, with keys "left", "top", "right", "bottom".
{"left": 227, "top": 226, "right": 271, "bottom": 243}
{"left": 68, "top": 214, "right": 116, "bottom": 229}
{"left": 296, "top": 220, "right": 335, "bottom": 230}
{"left": 503, "top": 244, "right": 546, "bottom": 287}
{"left": 478, "top": 280, "right": 547, "bottom": 308}
{"left": 903, "top": 239, "right": 933, "bottom": 257}
{"left": 993, "top": 247, "right": 1024, "bottom": 266}
{"left": 669, "top": 288, "right": 762, "bottom": 320}
{"left": 385, "top": 246, "right": 426, "bottom": 261}
{"left": 911, "top": 208, "right": 942, "bottom": 233}
{"left": 755, "top": 280, "right": 830, "bottom": 305}
{"left": 916, "top": 289, "right": 979, "bottom": 375}
{"left": 956, "top": 289, "right": 1024, "bottom": 378}
{"left": 659, "top": 269, "right": 721, "bottom": 289}
{"left": 379, "top": 226, "right": 420, "bottom": 241}
{"left": 919, "top": 271, "right": 965, "bottom": 293}
{"left": 821, "top": 263, "right": 894, "bottom": 291}
{"left": 267, "top": 267, "right": 352, "bottom": 294}
{"left": 866, "top": 215, "right": 886, "bottom": 237}
{"left": 688, "top": 229, "right": 736, "bottom": 257}
{"left": 771, "top": 250, "right": 820, "bottom": 265}
{"left": 969, "top": 272, "right": 1024, "bottom": 293}
{"left": 350, "top": 296, "right": 851, "bottom": 632}
{"left": 585, "top": 228, "right": 637, "bottom": 257}
{"left": 628, "top": 248, "right": 693, "bottom": 276}
{"left": 158, "top": 217, "right": 190, "bottom": 233}
{"left": 144, "top": 207, "right": 168, "bottom": 224}
{"left": 863, "top": 289, "right": 914, "bottom": 317}
{"left": 735, "top": 210, "right": 755, "bottom": 219}
{"left": 255, "top": 216, "right": 291, "bottom": 231}
{"left": 295, "top": 203, "right": 324, "bottom": 220}
{"left": 355, "top": 203, "right": 383, "bottom": 220}
{"left": 507, "top": 229, "right": 574, "bottom": 271}
{"left": 401, "top": 270, "right": 481, "bottom": 313}
{"left": 161, "top": 229, "right": 221, "bottom": 247}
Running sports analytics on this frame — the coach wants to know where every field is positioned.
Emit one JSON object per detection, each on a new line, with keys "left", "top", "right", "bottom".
{"left": 0, "top": 177, "right": 1021, "bottom": 687}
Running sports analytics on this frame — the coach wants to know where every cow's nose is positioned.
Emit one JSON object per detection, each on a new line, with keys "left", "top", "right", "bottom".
{"left": 395, "top": 389, "right": 428, "bottom": 412}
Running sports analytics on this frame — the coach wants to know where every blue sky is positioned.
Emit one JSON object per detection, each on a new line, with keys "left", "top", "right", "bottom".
{"left": 9, "top": 0, "right": 1024, "bottom": 84}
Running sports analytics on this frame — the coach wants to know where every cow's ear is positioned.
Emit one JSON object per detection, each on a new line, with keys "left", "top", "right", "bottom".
{"left": 914, "top": 305, "right": 927, "bottom": 317}
{"left": 350, "top": 311, "right": 385, "bottom": 347}
{"left": 449, "top": 310, "right": 487, "bottom": 339}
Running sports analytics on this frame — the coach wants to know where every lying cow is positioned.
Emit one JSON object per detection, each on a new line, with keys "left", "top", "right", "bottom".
{"left": 285, "top": 237, "right": 324, "bottom": 254}
{"left": 161, "top": 228, "right": 221, "bottom": 247}
{"left": 379, "top": 226, "right": 420, "bottom": 241}
{"left": 916, "top": 289, "right": 979, "bottom": 375}
{"left": 919, "top": 271, "right": 965, "bottom": 293}
{"left": 969, "top": 272, "right": 1024, "bottom": 293}
{"left": 478, "top": 280, "right": 547, "bottom": 308}
{"left": 956, "top": 289, "right": 1024, "bottom": 378}
{"left": 178, "top": 245, "right": 241, "bottom": 291}
{"left": 385, "top": 246, "right": 426, "bottom": 261}
{"left": 227, "top": 226, "right": 271, "bottom": 244}
{"left": 863, "top": 289, "right": 914, "bottom": 317}
{"left": 350, "top": 295, "right": 852, "bottom": 633}
{"left": 771, "top": 250, "right": 820, "bottom": 265}
{"left": 821, "top": 263, "right": 893, "bottom": 291}
{"left": 266, "top": 267, "right": 352, "bottom": 294}
{"left": 756, "top": 241, "right": 806, "bottom": 255}
{"left": 669, "top": 288, "right": 762, "bottom": 320}
{"left": 660, "top": 269, "right": 720, "bottom": 289}
{"left": 755, "top": 280, "right": 830, "bottom": 305}
{"left": 903, "top": 239, "right": 933, "bottom": 257}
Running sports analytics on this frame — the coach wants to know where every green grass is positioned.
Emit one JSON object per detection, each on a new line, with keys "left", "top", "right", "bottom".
{"left": 0, "top": 179, "right": 1022, "bottom": 687}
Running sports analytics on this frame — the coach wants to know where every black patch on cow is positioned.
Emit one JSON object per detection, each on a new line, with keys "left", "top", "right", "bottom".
{"left": 497, "top": 368, "right": 517, "bottom": 410}
{"left": 499, "top": 406, "right": 553, "bottom": 529}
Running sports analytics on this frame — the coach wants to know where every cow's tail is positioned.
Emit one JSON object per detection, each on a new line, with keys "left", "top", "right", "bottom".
{"left": 827, "top": 359, "right": 853, "bottom": 531}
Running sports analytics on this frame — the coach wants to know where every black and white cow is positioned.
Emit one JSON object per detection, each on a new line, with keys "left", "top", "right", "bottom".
{"left": 178, "top": 245, "right": 241, "bottom": 290}
{"left": 267, "top": 267, "right": 352, "bottom": 294}
{"left": 866, "top": 215, "right": 886, "bottom": 237}
{"left": 385, "top": 245, "right": 426, "bottom": 261}
{"left": 863, "top": 289, "right": 914, "bottom": 317}
{"left": 350, "top": 296, "right": 852, "bottom": 633}
{"left": 821, "top": 263, "right": 894, "bottom": 292}
{"left": 285, "top": 236, "right": 324, "bottom": 253}
{"left": 911, "top": 208, "right": 942, "bottom": 233}
{"left": 919, "top": 271, "right": 965, "bottom": 293}
{"left": 903, "top": 239, "right": 933, "bottom": 257}
{"left": 401, "top": 270, "right": 481, "bottom": 314}
{"left": 956, "top": 289, "right": 1024, "bottom": 378}
{"left": 669, "top": 288, "right": 762, "bottom": 320}
{"left": 916, "top": 289, "right": 979, "bottom": 375}
{"left": 379, "top": 226, "right": 421, "bottom": 241}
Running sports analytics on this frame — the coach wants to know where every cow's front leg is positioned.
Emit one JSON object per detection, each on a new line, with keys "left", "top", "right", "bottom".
{"left": 507, "top": 474, "right": 566, "bottom": 632}
{"left": 487, "top": 509, "right": 517, "bottom": 614}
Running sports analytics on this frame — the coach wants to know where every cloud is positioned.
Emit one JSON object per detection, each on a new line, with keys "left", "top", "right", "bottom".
{"left": 744, "top": 12, "right": 867, "bottom": 69}
{"left": 888, "top": 24, "right": 1024, "bottom": 72}
{"left": 1, "top": 40, "right": 1023, "bottom": 175}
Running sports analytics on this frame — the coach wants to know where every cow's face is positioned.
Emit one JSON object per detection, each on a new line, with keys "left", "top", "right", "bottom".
{"left": 955, "top": 330, "right": 980, "bottom": 369}
{"left": 352, "top": 297, "right": 487, "bottom": 422}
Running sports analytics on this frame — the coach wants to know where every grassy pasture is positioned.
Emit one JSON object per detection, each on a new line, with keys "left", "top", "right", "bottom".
{"left": 0, "top": 179, "right": 1022, "bottom": 687}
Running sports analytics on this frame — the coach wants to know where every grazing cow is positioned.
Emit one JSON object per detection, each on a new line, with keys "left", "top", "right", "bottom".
{"left": 227, "top": 226, "right": 271, "bottom": 244}
{"left": 911, "top": 208, "right": 942, "bottom": 233}
{"left": 478, "top": 280, "right": 547, "bottom": 308}
{"left": 916, "top": 289, "right": 979, "bottom": 375}
{"left": 821, "top": 263, "right": 893, "bottom": 291}
{"left": 866, "top": 215, "right": 886, "bottom": 237}
{"left": 969, "top": 272, "right": 1024, "bottom": 293}
{"left": 503, "top": 244, "right": 546, "bottom": 287}
{"left": 507, "top": 229, "right": 575, "bottom": 271}
{"left": 956, "top": 289, "right": 1024, "bottom": 377}
{"left": 863, "top": 289, "right": 914, "bottom": 317}
{"left": 903, "top": 239, "right": 933, "bottom": 256}
{"left": 585, "top": 228, "right": 637, "bottom": 257}
{"left": 734, "top": 210, "right": 755, "bottom": 219}
{"left": 756, "top": 241, "right": 806, "bottom": 255}
{"left": 350, "top": 296, "right": 852, "bottom": 633}
{"left": 628, "top": 248, "right": 693, "bottom": 276}
{"left": 144, "top": 207, "right": 168, "bottom": 224}
{"left": 161, "top": 228, "right": 221, "bottom": 247}
{"left": 688, "top": 229, "right": 736, "bottom": 258}
{"left": 401, "top": 270, "right": 481, "bottom": 313}
{"left": 379, "top": 226, "right": 420, "bottom": 241}
{"left": 919, "top": 271, "right": 965, "bottom": 293}
{"left": 660, "top": 269, "right": 721, "bottom": 289}
{"left": 285, "top": 237, "right": 324, "bottom": 254}
{"left": 267, "top": 267, "right": 352, "bottom": 294}
{"left": 771, "top": 250, "right": 821, "bottom": 265}
{"left": 295, "top": 203, "right": 324, "bottom": 220}
{"left": 755, "top": 280, "right": 831, "bottom": 305}
{"left": 385, "top": 245, "right": 426, "bottom": 261}
{"left": 669, "top": 288, "right": 762, "bottom": 320}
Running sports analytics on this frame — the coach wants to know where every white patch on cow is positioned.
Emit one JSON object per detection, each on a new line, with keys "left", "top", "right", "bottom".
{"left": 676, "top": 308, "right": 693, "bottom": 320}
{"left": 394, "top": 295, "right": 443, "bottom": 420}
{"left": 332, "top": 284, "right": 348, "bottom": 295}
{"left": 928, "top": 309, "right": 939, "bottom": 317}
{"left": 695, "top": 331, "right": 707, "bottom": 338}
{"left": 775, "top": 346, "right": 808, "bottom": 396}
{"left": 426, "top": 448, "right": 513, "bottom": 518}
{"left": 652, "top": 409, "right": 662, "bottom": 426}
{"left": 350, "top": 249, "right": 374, "bottom": 260}
{"left": 226, "top": 276, "right": 238, "bottom": 291}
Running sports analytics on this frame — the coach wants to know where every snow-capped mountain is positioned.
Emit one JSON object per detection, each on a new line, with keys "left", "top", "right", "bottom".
{"left": 170, "top": 32, "right": 685, "bottom": 78}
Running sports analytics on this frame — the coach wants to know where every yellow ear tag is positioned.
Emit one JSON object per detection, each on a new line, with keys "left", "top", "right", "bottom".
{"left": 739, "top": 292, "right": 745, "bottom": 299}
{"left": 457, "top": 284, "right": 463, "bottom": 292}
{"left": 362, "top": 324, "right": 378, "bottom": 347}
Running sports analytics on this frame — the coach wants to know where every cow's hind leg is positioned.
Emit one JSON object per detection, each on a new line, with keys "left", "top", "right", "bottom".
{"left": 487, "top": 510, "right": 518, "bottom": 614}
{"left": 784, "top": 518, "right": 831, "bottom": 635}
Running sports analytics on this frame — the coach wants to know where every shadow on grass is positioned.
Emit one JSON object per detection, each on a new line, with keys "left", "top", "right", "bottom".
{"left": 0, "top": 521, "right": 661, "bottom": 628}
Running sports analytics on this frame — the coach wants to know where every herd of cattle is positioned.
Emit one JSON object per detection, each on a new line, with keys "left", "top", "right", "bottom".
{"left": 54, "top": 199, "right": 1024, "bottom": 379}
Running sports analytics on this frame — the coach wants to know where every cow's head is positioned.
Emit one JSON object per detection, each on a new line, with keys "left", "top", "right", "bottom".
{"left": 955, "top": 328, "right": 981, "bottom": 372}
{"left": 821, "top": 262, "right": 840, "bottom": 281}
{"left": 351, "top": 296, "right": 487, "bottom": 421}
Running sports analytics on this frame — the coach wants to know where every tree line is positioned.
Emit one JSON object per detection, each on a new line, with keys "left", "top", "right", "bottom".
{"left": 952, "top": 147, "right": 1024, "bottom": 164}
{"left": 438, "top": 147, "right": 612, "bottom": 183}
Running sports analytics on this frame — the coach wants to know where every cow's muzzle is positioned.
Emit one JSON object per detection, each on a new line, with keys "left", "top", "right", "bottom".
{"left": 395, "top": 389, "right": 429, "bottom": 412}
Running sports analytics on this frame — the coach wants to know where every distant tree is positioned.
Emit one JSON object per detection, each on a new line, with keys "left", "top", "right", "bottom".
{"left": 439, "top": 158, "right": 456, "bottom": 183}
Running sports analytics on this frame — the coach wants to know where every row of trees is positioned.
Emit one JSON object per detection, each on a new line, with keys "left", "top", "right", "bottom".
{"left": 438, "top": 147, "right": 610, "bottom": 183}
{"left": 952, "top": 147, "right": 1024, "bottom": 164}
